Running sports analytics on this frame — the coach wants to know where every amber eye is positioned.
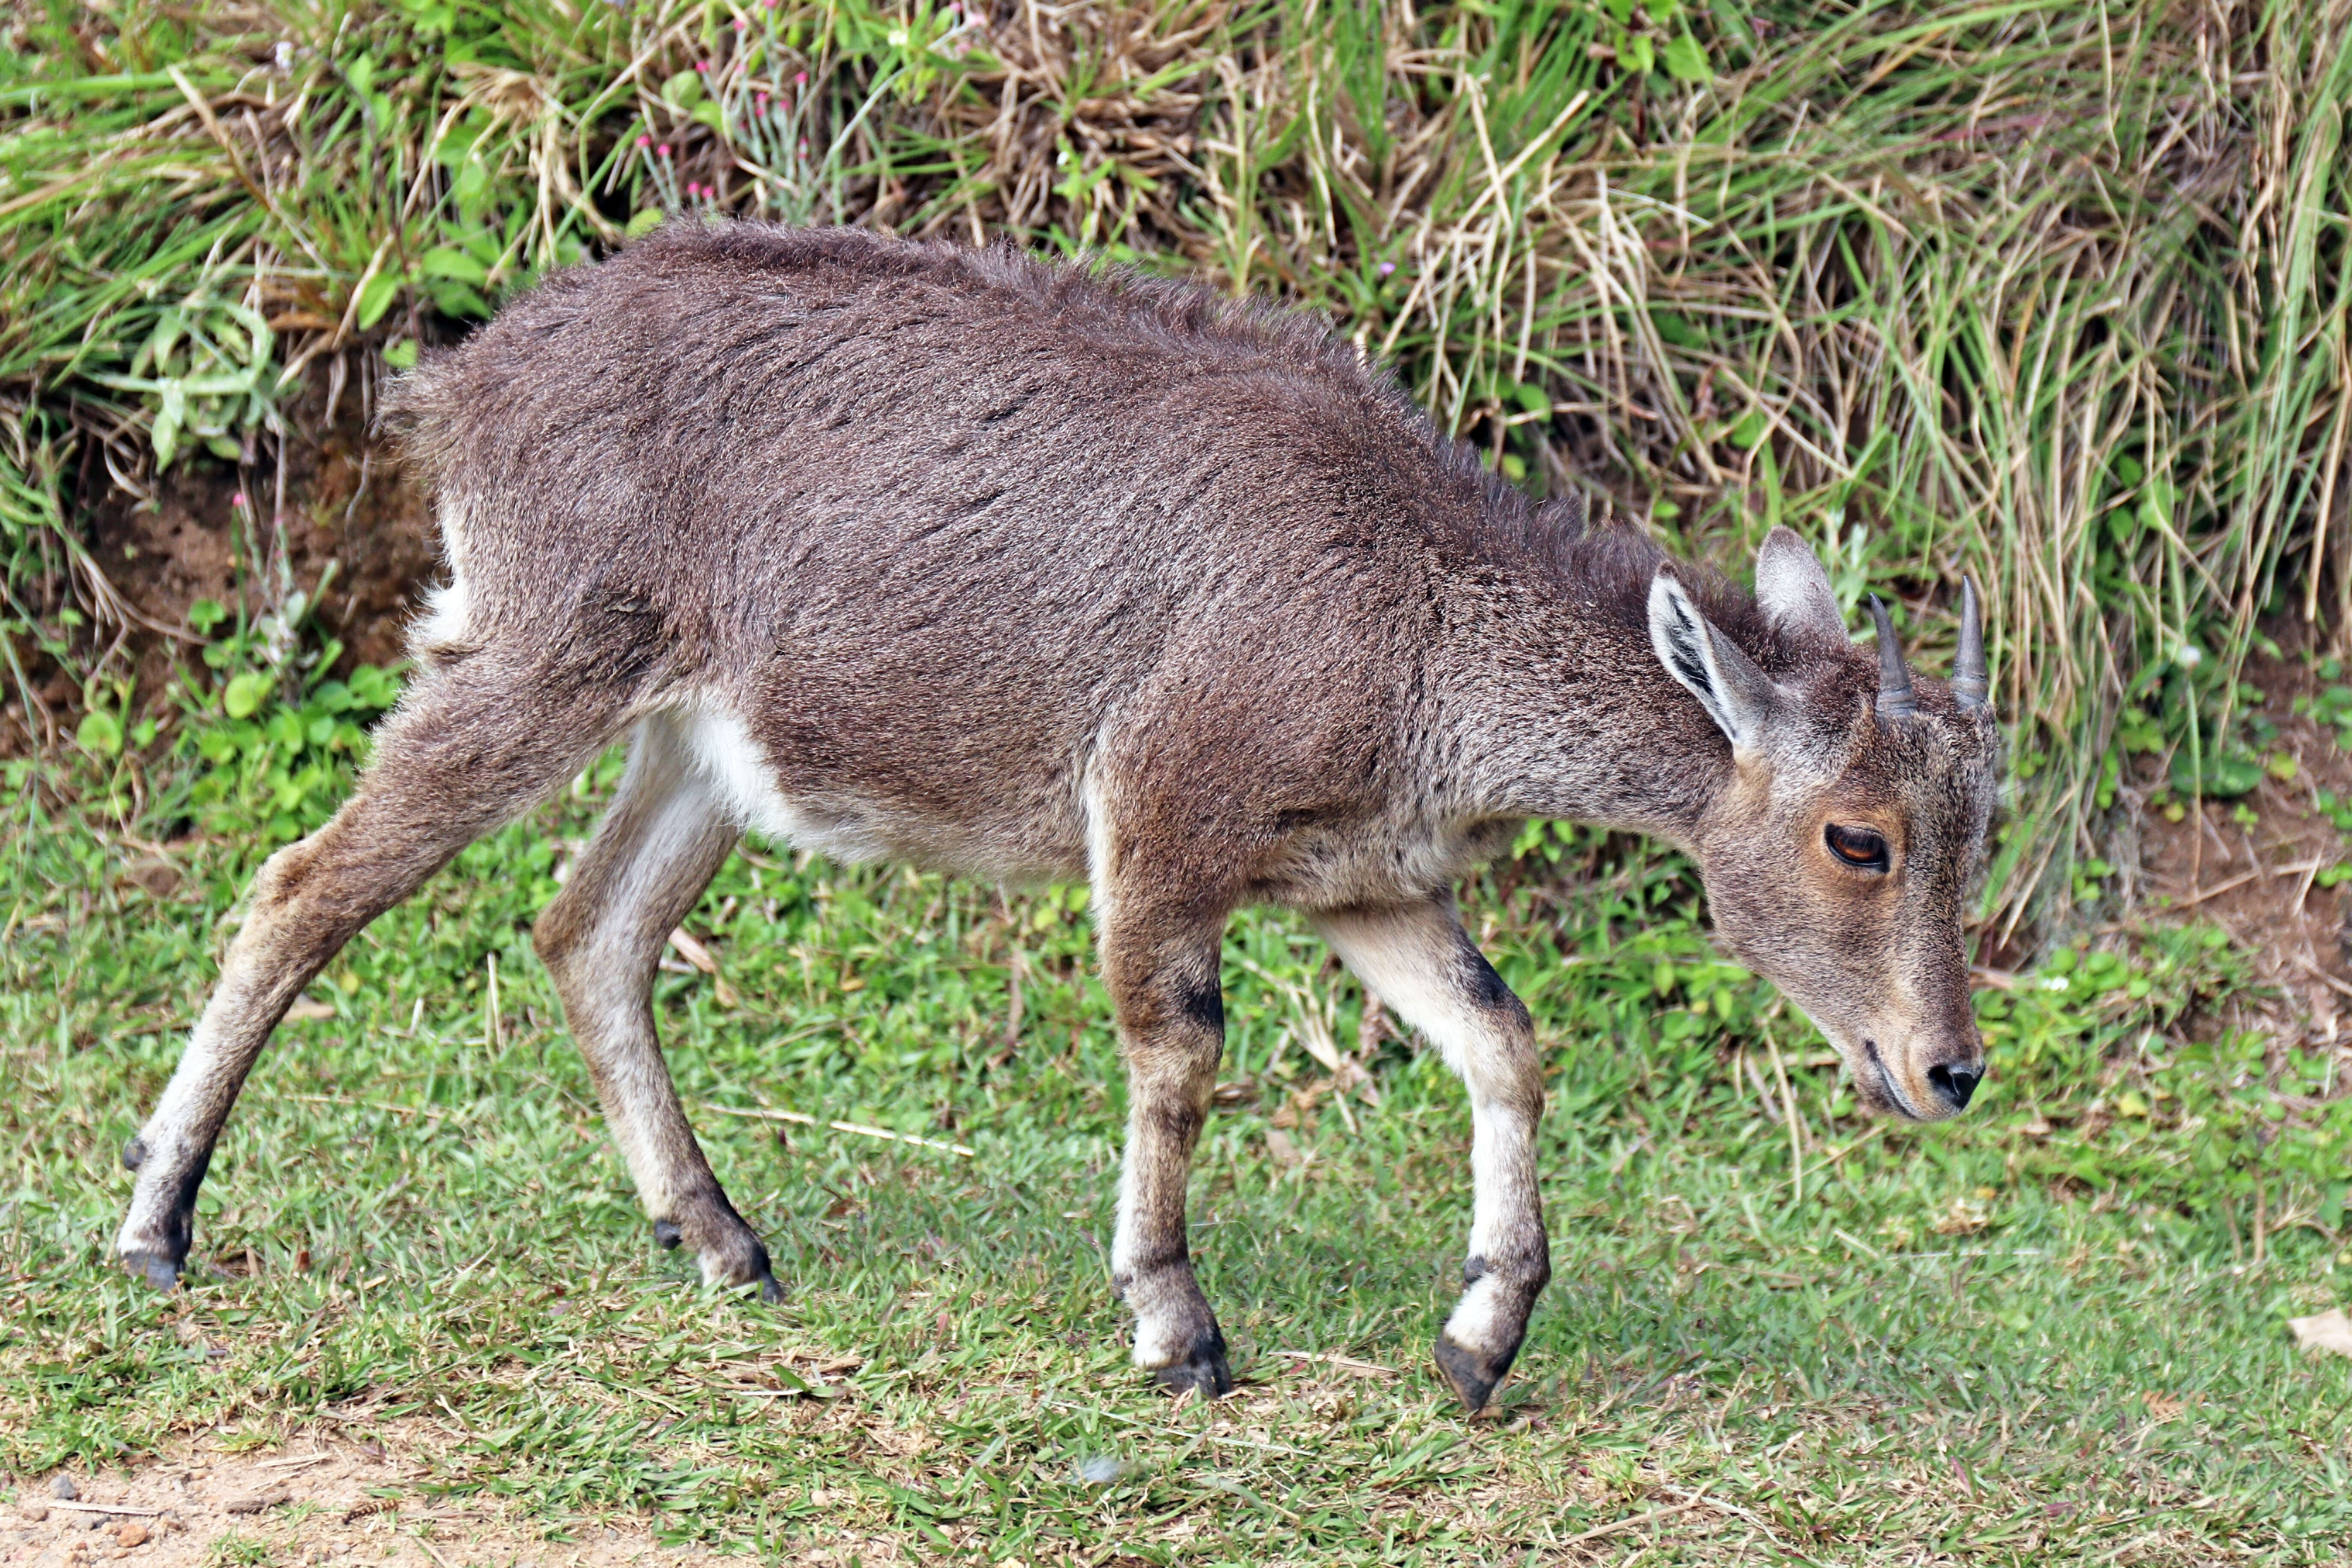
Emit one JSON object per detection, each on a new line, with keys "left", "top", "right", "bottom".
{"left": 1824, "top": 823, "right": 1890, "bottom": 873}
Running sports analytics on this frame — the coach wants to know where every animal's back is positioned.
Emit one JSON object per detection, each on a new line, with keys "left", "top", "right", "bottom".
{"left": 392, "top": 224, "right": 1490, "bottom": 883}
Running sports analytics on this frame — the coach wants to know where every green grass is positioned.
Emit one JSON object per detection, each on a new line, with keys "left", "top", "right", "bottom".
{"left": 8, "top": 751, "right": 2352, "bottom": 1562}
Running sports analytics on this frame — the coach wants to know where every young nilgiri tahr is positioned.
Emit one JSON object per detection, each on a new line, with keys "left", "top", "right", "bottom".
{"left": 117, "top": 223, "right": 1999, "bottom": 1411}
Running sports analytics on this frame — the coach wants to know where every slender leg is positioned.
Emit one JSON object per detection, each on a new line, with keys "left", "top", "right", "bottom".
{"left": 118, "top": 672, "right": 617, "bottom": 1287}
{"left": 1096, "top": 889, "right": 1234, "bottom": 1396}
{"left": 531, "top": 714, "right": 777, "bottom": 1296}
{"left": 1315, "top": 896, "right": 1550, "bottom": 1411}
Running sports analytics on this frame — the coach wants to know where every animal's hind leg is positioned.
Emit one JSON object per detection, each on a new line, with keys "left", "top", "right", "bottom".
{"left": 531, "top": 714, "right": 777, "bottom": 1298}
{"left": 1315, "top": 896, "right": 1550, "bottom": 1413}
{"left": 118, "top": 671, "right": 621, "bottom": 1288}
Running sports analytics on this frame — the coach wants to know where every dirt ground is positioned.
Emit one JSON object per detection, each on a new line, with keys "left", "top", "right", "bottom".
{"left": 4, "top": 380, "right": 438, "bottom": 752}
{"left": 96, "top": 380, "right": 441, "bottom": 674}
{"left": 1, "top": 1423, "right": 745, "bottom": 1568}
{"left": 2116, "top": 633, "right": 2352, "bottom": 1048}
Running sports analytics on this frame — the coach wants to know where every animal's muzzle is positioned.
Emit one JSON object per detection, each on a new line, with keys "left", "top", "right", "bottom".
{"left": 1927, "top": 1061, "right": 1982, "bottom": 1112}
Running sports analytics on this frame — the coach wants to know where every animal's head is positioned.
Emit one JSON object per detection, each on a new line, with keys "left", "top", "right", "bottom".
{"left": 1647, "top": 528, "right": 2001, "bottom": 1122}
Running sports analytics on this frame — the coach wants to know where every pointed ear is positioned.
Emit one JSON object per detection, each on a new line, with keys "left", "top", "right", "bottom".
{"left": 1753, "top": 526, "right": 1845, "bottom": 641}
{"left": 1648, "top": 565, "right": 1781, "bottom": 751}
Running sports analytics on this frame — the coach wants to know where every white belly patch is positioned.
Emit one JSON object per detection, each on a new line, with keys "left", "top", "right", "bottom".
{"left": 676, "top": 707, "right": 894, "bottom": 865}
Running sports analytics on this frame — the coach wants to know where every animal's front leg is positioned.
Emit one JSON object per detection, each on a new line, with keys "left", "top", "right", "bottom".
{"left": 1098, "top": 899, "right": 1234, "bottom": 1397}
{"left": 1316, "top": 897, "right": 1551, "bottom": 1412}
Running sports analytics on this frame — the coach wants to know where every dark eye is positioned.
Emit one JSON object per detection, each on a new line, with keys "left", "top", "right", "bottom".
{"left": 1825, "top": 823, "right": 1890, "bottom": 872}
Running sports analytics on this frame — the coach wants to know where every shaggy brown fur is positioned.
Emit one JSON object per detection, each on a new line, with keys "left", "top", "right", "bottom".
{"left": 118, "top": 223, "right": 2000, "bottom": 1412}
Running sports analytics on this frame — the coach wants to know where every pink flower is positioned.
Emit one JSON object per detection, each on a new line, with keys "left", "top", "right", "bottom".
{"left": 695, "top": 58, "right": 710, "bottom": 71}
{"left": 794, "top": 71, "right": 807, "bottom": 86}
{"left": 657, "top": 143, "right": 671, "bottom": 157}
{"left": 731, "top": 14, "right": 746, "bottom": 27}
{"left": 637, "top": 133, "right": 652, "bottom": 148}
{"left": 232, "top": 492, "right": 246, "bottom": 508}
{"left": 1378, "top": 261, "right": 1395, "bottom": 276}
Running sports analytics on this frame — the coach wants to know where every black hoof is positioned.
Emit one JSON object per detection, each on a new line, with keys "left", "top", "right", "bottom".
{"left": 1150, "top": 1324, "right": 1233, "bottom": 1399}
{"left": 1434, "top": 1330, "right": 1522, "bottom": 1414}
{"left": 122, "top": 1250, "right": 181, "bottom": 1292}
{"left": 122, "top": 1138, "right": 148, "bottom": 1171}
{"left": 754, "top": 1270, "right": 785, "bottom": 1304}
{"left": 652, "top": 1219, "right": 683, "bottom": 1250}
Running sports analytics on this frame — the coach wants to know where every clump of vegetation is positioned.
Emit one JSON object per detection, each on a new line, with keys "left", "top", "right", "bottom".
{"left": 5, "top": 0, "right": 2351, "bottom": 924}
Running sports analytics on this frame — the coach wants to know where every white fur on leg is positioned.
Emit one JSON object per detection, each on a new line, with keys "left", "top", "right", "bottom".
{"left": 1467, "top": 1099, "right": 1532, "bottom": 1268}
{"left": 549, "top": 718, "right": 728, "bottom": 1224}
{"left": 1317, "top": 898, "right": 1547, "bottom": 1365}
{"left": 1443, "top": 1272, "right": 1515, "bottom": 1358}
{"left": 1111, "top": 1121, "right": 1191, "bottom": 1368}
{"left": 117, "top": 837, "right": 319, "bottom": 1264}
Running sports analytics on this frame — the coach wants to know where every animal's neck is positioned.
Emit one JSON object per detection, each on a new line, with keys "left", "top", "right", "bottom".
{"left": 1430, "top": 562, "right": 1732, "bottom": 846}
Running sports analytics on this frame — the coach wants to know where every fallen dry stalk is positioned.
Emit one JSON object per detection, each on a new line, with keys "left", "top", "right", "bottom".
{"left": 703, "top": 1101, "right": 974, "bottom": 1157}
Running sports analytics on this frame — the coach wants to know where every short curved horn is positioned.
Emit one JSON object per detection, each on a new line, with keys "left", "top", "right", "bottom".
{"left": 1869, "top": 594, "right": 1915, "bottom": 718}
{"left": 1952, "top": 576, "right": 1988, "bottom": 711}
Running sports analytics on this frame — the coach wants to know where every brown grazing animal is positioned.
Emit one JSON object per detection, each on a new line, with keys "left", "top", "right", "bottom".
{"left": 117, "top": 223, "right": 1999, "bottom": 1411}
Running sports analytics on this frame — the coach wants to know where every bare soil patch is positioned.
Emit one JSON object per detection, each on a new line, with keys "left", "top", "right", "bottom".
{"left": 87, "top": 392, "right": 440, "bottom": 674}
{"left": 2, "top": 1424, "right": 720, "bottom": 1568}
{"left": 2120, "top": 631, "right": 2352, "bottom": 1047}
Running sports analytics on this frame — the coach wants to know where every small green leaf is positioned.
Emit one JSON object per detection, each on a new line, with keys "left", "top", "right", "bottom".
{"left": 626, "top": 208, "right": 667, "bottom": 240}
{"left": 76, "top": 708, "right": 123, "bottom": 757}
{"left": 356, "top": 271, "right": 402, "bottom": 330}
{"left": 1662, "top": 33, "right": 1710, "bottom": 82}
{"left": 152, "top": 381, "right": 186, "bottom": 467}
{"left": 1622, "top": 34, "right": 1654, "bottom": 75}
{"left": 224, "top": 670, "right": 275, "bottom": 720}
{"left": 1729, "top": 409, "right": 1768, "bottom": 449}
{"left": 1651, "top": 309, "right": 1708, "bottom": 347}
{"left": 383, "top": 339, "right": 419, "bottom": 369}
{"left": 420, "top": 246, "right": 490, "bottom": 285}
{"left": 2169, "top": 750, "right": 2261, "bottom": 799}
{"left": 1510, "top": 381, "right": 1551, "bottom": 418}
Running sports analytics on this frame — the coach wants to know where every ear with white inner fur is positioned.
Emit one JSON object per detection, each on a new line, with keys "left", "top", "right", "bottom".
{"left": 1648, "top": 566, "right": 1782, "bottom": 751}
{"left": 1752, "top": 526, "right": 1846, "bottom": 641}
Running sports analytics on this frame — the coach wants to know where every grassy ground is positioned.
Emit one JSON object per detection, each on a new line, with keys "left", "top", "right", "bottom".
{"left": 7, "top": 748, "right": 2352, "bottom": 1564}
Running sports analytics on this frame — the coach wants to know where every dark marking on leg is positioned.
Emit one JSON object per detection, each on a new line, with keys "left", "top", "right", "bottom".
{"left": 1434, "top": 1328, "right": 1525, "bottom": 1414}
{"left": 121, "top": 1147, "right": 211, "bottom": 1290}
{"left": 1176, "top": 973, "right": 1224, "bottom": 1034}
{"left": 1461, "top": 1254, "right": 1489, "bottom": 1286}
{"left": 122, "top": 1251, "right": 182, "bottom": 1292}
{"left": 1111, "top": 1237, "right": 1192, "bottom": 1301}
{"left": 1152, "top": 1322, "right": 1233, "bottom": 1399}
{"left": 1455, "top": 944, "right": 1524, "bottom": 1017}
{"left": 122, "top": 1138, "right": 147, "bottom": 1171}
{"left": 653, "top": 1219, "right": 683, "bottom": 1250}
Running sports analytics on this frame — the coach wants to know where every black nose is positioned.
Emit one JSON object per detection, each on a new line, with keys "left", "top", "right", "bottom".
{"left": 1927, "top": 1062, "right": 1981, "bottom": 1111}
